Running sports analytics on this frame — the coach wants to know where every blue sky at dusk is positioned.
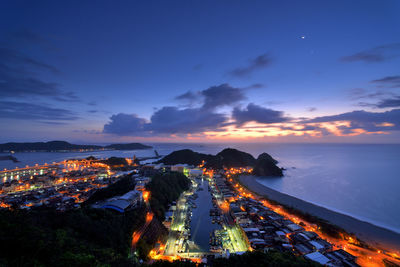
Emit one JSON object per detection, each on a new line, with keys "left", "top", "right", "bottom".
{"left": 1, "top": 0, "right": 400, "bottom": 143}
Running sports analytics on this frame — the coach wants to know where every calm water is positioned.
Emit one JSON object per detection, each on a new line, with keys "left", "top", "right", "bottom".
{"left": 1, "top": 143, "right": 399, "bottom": 233}
{"left": 190, "top": 179, "right": 220, "bottom": 251}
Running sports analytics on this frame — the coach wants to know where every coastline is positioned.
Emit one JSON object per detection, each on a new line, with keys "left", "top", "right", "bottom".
{"left": 239, "top": 175, "right": 400, "bottom": 253}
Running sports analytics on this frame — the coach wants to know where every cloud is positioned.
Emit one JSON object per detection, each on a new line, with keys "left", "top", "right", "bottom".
{"left": 354, "top": 91, "right": 388, "bottom": 100}
{"left": 0, "top": 101, "right": 78, "bottom": 121}
{"left": 232, "top": 103, "right": 289, "bottom": 125}
{"left": 175, "top": 83, "right": 246, "bottom": 109}
{"left": 245, "top": 83, "right": 265, "bottom": 89}
{"left": 348, "top": 87, "right": 398, "bottom": 107}
{"left": 201, "top": 84, "right": 245, "bottom": 109}
{"left": 175, "top": 91, "right": 198, "bottom": 102}
{"left": 148, "top": 106, "right": 227, "bottom": 134}
{"left": 371, "top": 75, "right": 400, "bottom": 88}
{"left": 0, "top": 47, "right": 78, "bottom": 102}
{"left": 307, "top": 109, "right": 400, "bottom": 132}
{"left": 105, "top": 83, "right": 248, "bottom": 136}
{"left": 308, "top": 107, "right": 317, "bottom": 112}
{"left": 340, "top": 43, "right": 400, "bottom": 63}
{"left": 53, "top": 91, "right": 80, "bottom": 102}
{"left": 348, "top": 88, "right": 367, "bottom": 100}
{"left": 8, "top": 29, "right": 56, "bottom": 51}
{"left": 375, "top": 96, "right": 400, "bottom": 108}
{"left": 280, "top": 124, "right": 333, "bottom": 136}
{"left": 11, "top": 29, "right": 43, "bottom": 41}
{"left": 0, "top": 47, "right": 59, "bottom": 73}
{"left": 229, "top": 53, "right": 273, "bottom": 77}
{"left": 103, "top": 107, "right": 228, "bottom": 136}
{"left": 103, "top": 113, "right": 147, "bottom": 135}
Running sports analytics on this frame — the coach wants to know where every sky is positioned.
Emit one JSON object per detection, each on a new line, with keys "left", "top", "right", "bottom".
{"left": 1, "top": 0, "right": 400, "bottom": 144}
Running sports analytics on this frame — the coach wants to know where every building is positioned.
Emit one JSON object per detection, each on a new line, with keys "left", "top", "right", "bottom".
{"left": 171, "top": 164, "right": 190, "bottom": 176}
{"left": 98, "top": 190, "right": 143, "bottom": 213}
{"left": 304, "top": 251, "right": 331, "bottom": 265}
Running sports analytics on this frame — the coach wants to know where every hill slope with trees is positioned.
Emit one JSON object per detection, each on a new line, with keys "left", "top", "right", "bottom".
{"left": 158, "top": 148, "right": 283, "bottom": 177}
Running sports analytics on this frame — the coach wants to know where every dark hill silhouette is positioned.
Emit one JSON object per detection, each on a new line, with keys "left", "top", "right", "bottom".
{"left": 0, "top": 141, "right": 151, "bottom": 152}
{"left": 216, "top": 148, "right": 256, "bottom": 168}
{"left": 252, "top": 152, "right": 283, "bottom": 177}
{"left": 156, "top": 149, "right": 215, "bottom": 166}
{"left": 158, "top": 148, "right": 283, "bottom": 177}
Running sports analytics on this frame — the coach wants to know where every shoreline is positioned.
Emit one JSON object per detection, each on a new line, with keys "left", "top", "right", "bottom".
{"left": 253, "top": 178, "right": 400, "bottom": 236}
{"left": 239, "top": 175, "right": 400, "bottom": 253}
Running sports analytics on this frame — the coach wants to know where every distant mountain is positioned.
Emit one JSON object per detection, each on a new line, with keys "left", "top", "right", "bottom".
{"left": 0, "top": 155, "right": 19, "bottom": 162}
{"left": 105, "top": 143, "right": 152, "bottom": 150}
{"left": 158, "top": 148, "right": 283, "bottom": 177}
{"left": 0, "top": 141, "right": 152, "bottom": 152}
{"left": 252, "top": 152, "right": 283, "bottom": 177}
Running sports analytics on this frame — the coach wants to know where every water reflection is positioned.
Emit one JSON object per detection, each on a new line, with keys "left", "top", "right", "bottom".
{"left": 189, "top": 178, "right": 220, "bottom": 252}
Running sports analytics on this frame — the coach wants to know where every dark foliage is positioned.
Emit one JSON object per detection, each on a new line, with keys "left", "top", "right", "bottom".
{"left": 216, "top": 148, "right": 256, "bottom": 168}
{"left": 157, "top": 149, "right": 215, "bottom": 166}
{"left": 101, "top": 156, "right": 129, "bottom": 167}
{"left": 0, "top": 207, "right": 145, "bottom": 266}
{"left": 146, "top": 172, "right": 191, "bottom": 220}
{"left": 134, "top": 172, "right": 191, "bottom": 260}
{"left": 84, "top": 175, "right": 136, "bottom": 205}
{"left": 157, "top": 148, "right": 256, "bottom": 169}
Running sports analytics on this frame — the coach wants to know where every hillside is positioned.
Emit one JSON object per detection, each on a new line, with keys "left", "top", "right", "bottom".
{"left": 158, "top": 148, "right": 283, "bottom": 177}
{"left": 216, "top": 148, "right": 256, "bottom": 168}
{"left": 156, "top": 149, "right": 215, "bottom": 166}
{"left": 252, "top": 153, "right": 283, "bottom": 177}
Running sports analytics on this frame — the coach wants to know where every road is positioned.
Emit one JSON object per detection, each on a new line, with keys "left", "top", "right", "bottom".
{"left": 164, "top": 194, "right": 189, "bottom": 255}
{"left": 131, "top": 192, "right": 154, "bottom": 251}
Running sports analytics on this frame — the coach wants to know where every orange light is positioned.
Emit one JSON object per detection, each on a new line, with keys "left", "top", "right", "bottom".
{"left": 143, "top": 191, "right": 150, "bottom": 201}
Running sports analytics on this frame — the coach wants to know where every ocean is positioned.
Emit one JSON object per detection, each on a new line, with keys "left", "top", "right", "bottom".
{"left": 1, "top": 143, "right": 399, "bottom": 234}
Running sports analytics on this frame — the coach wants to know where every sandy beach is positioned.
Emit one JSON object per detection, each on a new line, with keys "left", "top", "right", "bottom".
{"left": 239, "top": 175, "right": 400, "bottom": 253}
